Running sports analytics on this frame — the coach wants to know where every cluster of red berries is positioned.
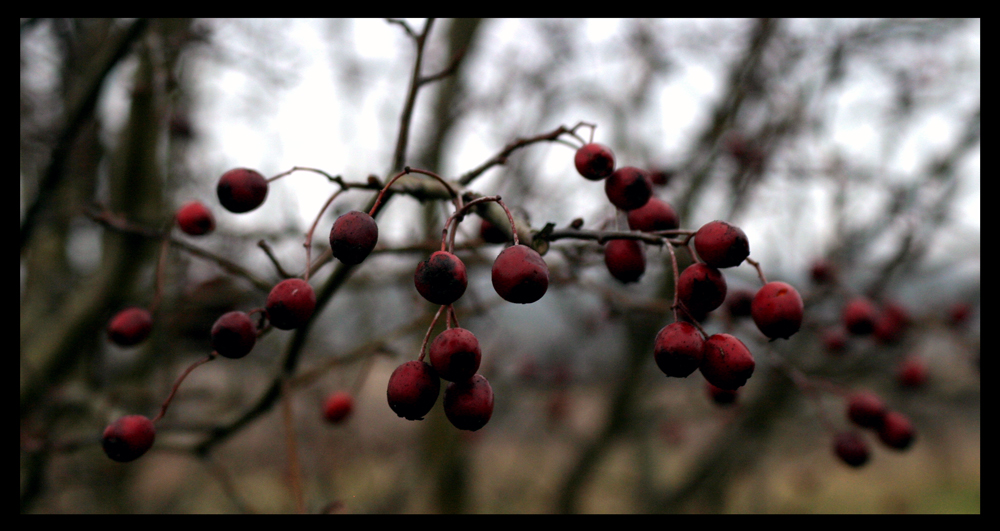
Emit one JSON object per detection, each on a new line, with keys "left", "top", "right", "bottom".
{"left": 834, "top": 391, "right": 916, "bottom": 467}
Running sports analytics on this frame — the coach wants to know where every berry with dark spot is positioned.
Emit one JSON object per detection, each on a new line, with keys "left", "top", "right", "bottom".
{"left": 387, "top": 360, "right": 441, "bottom": 421}
{"left": 176, "top": 201, "right": 215, "bottom": 236}
{"left": 491, "top": 244, "right": 549, "bottom": 304}
{"left": 604, "top": 239, "right": 646, "bottom": 284}
{"left": 626, "top": 197, "right": 679, "bottom": 232}
{"left": 877, "top": 411, "right": 915, "bottom": 450}
{"left": 443, "top": 374, "right": 494, "bottom": 431}
{"left": 574, "top": 143, "right": 616, "bottom": 181}
{"left": 653, "top": 321, "right": 705, "bottom": 378}
{"left": 217, "top": 168, "right": 268, "bottom": 213}
{"left": 266, "top": 279, "right": 316, "bottom": 330}
{"left": 429, "top": 328, "right": 482, "bottom": 383}
{"left": 751, "top": 281, "right": 804, "bottom": 340}
{"left": 414, "top": 251, "right": 468, "bottom": 305}
{"left": 330, "top": 210, "right": 379, "bottom": 265}
{"left": 843, "top": 297, "right": 879, "bottom": 335}
{"left": 107, "top": 307, "right": 153, "bottom": 347}
{"left": 694, "top": 220, "right": 749, "bottom": 269}
{"left": 102, "top": 415, "right": 156, "bottom": 463}
{"left": 700, "top": 333, "right": 755, "bottom": 390}
{"left": 833, "top": 431, "right": 870, "bottom": 468}
{"left": 210, "top": 311, "right": 257, "bottom": 359}
{"left": 677, "top": 263, "right": 728, "bottom": 316}
{"left": 846, "top": 391, "right": 887, "bottom": 430}
{"left": 604, "top": 167, "right": 653, "bottom": 211}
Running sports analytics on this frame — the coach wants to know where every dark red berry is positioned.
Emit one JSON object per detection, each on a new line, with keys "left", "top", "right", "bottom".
{"left": 833, "top": 431, "right": 870, "bottom": 468}
{"left": 387, "top": 360, "right": 441, "bottom": 421}
{"left": 896, "top": 356, "right": 928, "bottom": 389}
{"left": 700, "top": 333, "right": 755, "bottom": 390}
{"left": 822, "top": 327, "right": 849, "bottom": 355}
{"left": 694, "top": 220, "right": 749, "bottom": 269}
{"left": 604, "top": 166, "right": 653, "bottom": 211}
{"left": 217, "top": 168, "right": 268, "bottom": 213}
{"left": 604, "top": 239, "right": 646, "bottom": 284}
{"left": 725, "top": 289, "right": 755, "bottom": 318}
{"left": 677, "top": 263, "right": 728, "bottom": 316}
{"left": 443, "top": 374, "right": 494, "bottom": 431}
{"left": 176, "top": 201, "right": 215, "bottom": 236}
{"left": 877, "top": 410, "right": 915, "bottom": 450}
{"left": 653, "top": 322, "right": 705, "bottom": 378}
{"left": 414, "top": 251, "right": 468, "bottom": 305}
{"left": 266, "top": 279, "right": 316, "bottom": 330}
{"left": 102, "top": 415, "right": 156, "bottom": 463}
{"left": 210, "top": 311, "right": 257, "bottom": 359}
{"left": 706, "top": 381, "right": 738, "bottom": 406}
{"left": 323, "top": 391, "right": 354, "bottom": 424}
{"left": 491, "top": 244, "right": 549, "bottom": 304}
{"left": 873, "top": 301, "right": 910, "bottom": 344}
{"left": 480, "top": 218, "right": 509, "bottom": 244}
{"left": 429, "top": 328, "right": 482, "bottom": 382}
{"left": 330, "top": 210, "right": 379, "bottom": 265}
{"left": 810, "top": 259, "right": 837, "bottom": 284}
{"left": 751, "top": 281, "right": 804, "bottom": 340}
{"left": 846, "top": 391, "right": 887, "bottom": 430}
{"left": 574, "top": 143, "right": 616, "bottom": 181}
{"left": 647, "top": 168, "right": 674, "bottom": 186}
{"left": 843, "top": 297, "right": 878, "bottom": 335}
{"left": 107, "top": 307, "right": 153, "bottom": 347}
{"left": 626, "top": 197, "right": 679, "bottom": 232}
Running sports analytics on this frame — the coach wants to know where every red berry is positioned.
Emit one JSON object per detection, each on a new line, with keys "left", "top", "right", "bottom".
{"left": 626, "top": 197, "right": 679, "bottom": 232}
{"left": 429, "top": 328, "right": 482, "bottom": 382}
{"left": 107, "top": 307, "right": 153, "bottom": 347}
{"left": 414, "top": 251, "right": 468, "bottom": 305}
{"left": 266, "top": 279, "right": 316, "bottom": 330}
{"left": 677, "top": 263, "right": 728, "bottom": 316}
{"left": 843, "top": 297, "right": 878, "bottom": 335}
{"left": 896, "top": 356, "right": 928, "bottom": 389}
{"left": 574, "top": 143, "right": 616, "bottom": 181}
{"left": 175, "top": 201, "right": 215, "bottom": 236}
{"left": 846, "top": 391, "right": 887, "bottom": 430}
{"left": 809, "top": 259, "right": 837, "bottom": 284}
{"left": 604, "top": 239, "right": 646, "bottom": 284}
{"left": 833, "top": 431, "right": 870, "bottom": 468}
{"left": 210, "top": 311, "right": 257, "bottom": 359}
{"left": 877, "top": 411, "right": 915, "bottom": 450}
{"left": 604, "top": 167, "right": 653, "bottom": 211}
{"left": 647, "top": 168, "right": 674, "bottom": 186}
{"left": 443, "top": 374, "right": 494, "bottom": 431}
{"left": 700, "top": 333, "right": 755, "bottom": 390}
{"left": 751, "top": 281, "right": 804, "bottom": 340}
{"left": 706, "top": 381, "right": 738, "bottom": 406}
{"left": 102, "top": 415, "right": 156, "bottom": 463}
{"left": 217, "top": 168, "right": 268, "bottom": 213}
{"left": 653, "top": 321, "right": 705, "bottom": 378}
{"left": 330, "top": 210, "right": 379, "bottom": 265}
{"left": 725, "top": 289, "right": 755, "bottom": 319}
{"left": 694, "top": 220, "right": 749, "bottom": 269}
{"left": 387, "top": 360, "right": 441, "bottom": 421}
{"left": 873, "top": 301, "right": 910, "bottom": 344}
{"left": 491, "top": 244, "right": 549, "bottom": 304}
{"left": 479, "top": 218, "right": 509, "bottom": 244}
{"left": 323, "top": 391, "right": 354, "bottom": 424}
{"left": 822, "top": 327, "right": 849, "bottom": 355}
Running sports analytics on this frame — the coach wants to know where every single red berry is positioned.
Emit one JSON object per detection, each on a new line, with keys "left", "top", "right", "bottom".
{"left": 694, "top": 220, "right": 750, "bottom": 269}
{"left": 647, "top": 168, "right": 674, "bottom": 186}
{"left": 822, "top": 327, "right": 849, "bottom": 355}
{"left": 809, "top": 259, "right": 837, "bottom": 284}
{"left": 323, "top": 391, "right": 354, "bottom": 424}
{"left": 700, "top": 333, "right": 755, "bottom": 390}
{"left": 751, "top": 281, "right": 804, "bottom": 340}
{"left": 725, "top": 289, "right": 755, "bottom": 319}
{"left": 706, "top": 381, "right": 738, "bottom": 406}
{"left": 387, "top": 360, "right": 441, "bottom": 421}
{"left": 846, "top": 391, "right": 887, "bottom": 430}
{"left": 843, "top": 297, "right": 879, "bottom": 335}
{"left": 330, "top": 210, "right": 379, "bottom": 265}
{"left": 175, "top": 201, "right": 215, "bottom": 236}
{"left": 877, "top": 410, "right": 915, "bottom": 450}
{"left": 107, "top": 307, "right": 153, "bottom": 347}
{"left": 896, "top": 356, "right": 928, "bottom": 389}
{"left": 210, "top": 311, "right": 257, "bottom": 359}
{"left": 677, "top": 263, "right": 728, "bottom": 316}
{"left": 491, "top": 244, "right": 549, "bottom": 304}
{"left": 414, "top": 251, "right": 468, "bottom": 305}
{"left": 443, "top": 374, "right": 494, "bottom": 431}
{"left": 873, "top": 301, "right": 910, "bottom": 344}
{"left": 604, "top": 239, "right": 646, "bottom": 284}
{"left": 574, "top": 143, "right": 616, "bottom": 181}
{"left": 217, "top": 168, "right": 268, "bottom": 213}
{"left": 604, "top": 167, "right": 653, "bottom": 211}
{"left": 429, "top": 328, "right": 482, "bottom": 383}
{"left": 653, "top": 321, "right": 705, "bottom": 378}
{"left": 833, "top": 431, "right": 870, "bottom": 468}
{"left": 266, "top": 279, "right": 316, "bottom": 330}
{"left": 626, "top": 197, "right": 679, "bottom": 232}
{"left": 102, "top": 415, "right": 156, "bottom": 463}
{"left": 479, "top": 218, "right": 509, "bottom": 244}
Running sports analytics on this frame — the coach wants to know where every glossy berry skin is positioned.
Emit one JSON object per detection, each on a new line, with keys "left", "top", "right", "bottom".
{"left": 266, "top": 279, "right": 316, "bottom": 330}
{"left": 833, "top": 431, "right": 870, "bottom": 468}
{"left": 330, "top": 211, "right": 378, "bottom": 265}
{"left": 694, "top": 220, "right": 749, "bottom": 269}
{"left": 491, "top": 244, "right": 549, "bottom": 304}
{"left": 604, "top": 166, "right": 653, "bottom": 211}
{"left": 574, "top": 143, "right": 616, "bottom": 181}
{"left": 210, "top": 311, "right": 257, "bottom": 359}
{"left": 842, "top": 297, "right": 878, "bottom": 335}
{"left": 107, "top": 307, "right": 153, "bottom": 347}
{"left": 604, "top": 239, "right": 646, "bottom": 284}
{"left": 700, "top": 334, "right": 755, "bottom": 390}
{"left": 626, "top": 197, "right": 679, "bottom": 232}
{"left": 429, "top": 328, "right": 482, "bottom": 382}
{"left": 176, "top": 201, "right": 215, "bottom": 236}
{"left": 217, "top": 168, "right": 268, "bottom": 213}
{"left": 323, "top": 391, "right": 354, "bottom": 424}
{"left": 677, "top": 263, "right": 728, "bottom": 316}
{"left": 846, "top": 391, "right": 887, "bottom": 430}
{"left": 751, "top": 281, "right": 804, "bottom": 340}
{"left": 102, "top": 415, "right": 156, "bottom": 463}
{"left": 443, "top": 374, "right": 494, "bottom": 431}
{"left": 387, "top": 361, "right": 441, "bottom": 421}
{"left": 414, "top": 251, "right": 468, "bottom": 305}
{"left": 653, "top": 321, "right": 705, "bottom": 378}
{"left": 877, "top": 411, "right": 915, "bottom": 450}
{"left": 706, "top": 382, "right": 738, "bottom": 406}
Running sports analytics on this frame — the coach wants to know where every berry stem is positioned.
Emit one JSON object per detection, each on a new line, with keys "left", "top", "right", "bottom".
{"left": 417, "top": 305, "right": 448, "bottom": 362}
{"left": 746, "top": 257, "right": 768, "bottom": 285}
{"left": 267, "top": 166, "right": 342, "bottom": 185}
{"left": 303, "top": 188, "right": 345, "bottom": 282}
{"left": 664, "top": 240, "right": 681, "bottom": 323}
{"left": 369, "top": 166, "right": 462, "bottom": 218}
{"left": 440, "top": 195, "right": 518, "bottom": 251}
{"left": 151, "top": 353, "right": 216, "bottom": 423}
{"left": 457, "top": 122, "right": 595, "bottom": 186}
